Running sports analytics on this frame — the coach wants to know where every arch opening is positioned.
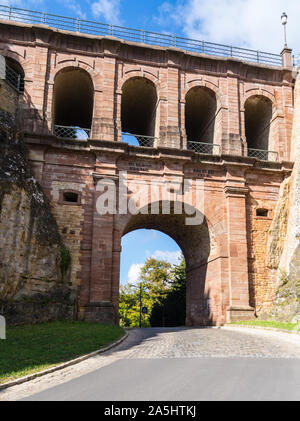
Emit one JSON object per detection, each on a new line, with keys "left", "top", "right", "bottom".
{"left": 117, "top": 201, "right": 213, "bottom": 327}
{"left": 5, "top": 57, "right": 24, "bottom": 93}
{"left": 185, "top": 86, "right": 218, "bottom": 153}
{"left": 121, "top": 77, "right": 158, "bottom": 147}
{"left": 120, "top": 229, "right": 186, "bottom": 328}
{"left": 53, "top": 67, "right": 94, "bottom": 139}
{"left": 245, "top": 95, "right": 273, "bottom": 159}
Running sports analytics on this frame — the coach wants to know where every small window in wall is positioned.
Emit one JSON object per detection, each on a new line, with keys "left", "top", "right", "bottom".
{"left": 63, "top": 192, "right": 79, "bottom": 204}
{"left": 256, "top": 208, "right": 269, "bottom": 218}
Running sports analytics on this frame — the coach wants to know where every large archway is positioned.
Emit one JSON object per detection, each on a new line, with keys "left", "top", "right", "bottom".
{"left": 53, "top": 67, "right": 94, "bottom": 139}
{"left": 117, "top": 201, "right": 213, "bottom": 326}
{"left": 121, "top": 77, "right": 158, "bottom": 146}
{"left": 119, "top": 229, "right": 185, "bottom": 328}
{"left": 245, "top": 95, "right": 273, "bottom": 159}
{"left": 185, "top": 86, "right": 218, "bottom": 153}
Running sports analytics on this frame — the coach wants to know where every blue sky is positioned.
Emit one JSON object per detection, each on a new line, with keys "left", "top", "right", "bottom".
{"left": 3, "top": 0, "right": 300, "bottom": 53}
{"left": 120, "top": 230, "right": 181, "bottom": 285}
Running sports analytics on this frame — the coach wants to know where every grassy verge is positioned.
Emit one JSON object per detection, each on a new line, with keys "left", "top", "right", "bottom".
{"left": 229, "top": 319, "right": 300, "bottom": 332}
{"left": 0, "top": 321, "right": 124, "bottom": 384}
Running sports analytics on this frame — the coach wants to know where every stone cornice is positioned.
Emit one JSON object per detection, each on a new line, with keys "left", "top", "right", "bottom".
{"left": 0, "top": 19, "right": 293, "bottom": 82}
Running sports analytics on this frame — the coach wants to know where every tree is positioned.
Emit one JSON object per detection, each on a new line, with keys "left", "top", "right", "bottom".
{"left": 119, "top": 255, "right": 187, "bottom": 328}
{"left": 150, "top": 255, "right": 186, "bottom": 327}
{"left": 119, "top": 258, "right": 172, "bottom": 327}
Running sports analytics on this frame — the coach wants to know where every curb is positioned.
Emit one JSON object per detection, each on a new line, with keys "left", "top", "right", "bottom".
{"left": 0, "top": 331, "right": 129, "bottom": 391}
{"left": 224, "top": 324, "right": 300, "bottom": 336}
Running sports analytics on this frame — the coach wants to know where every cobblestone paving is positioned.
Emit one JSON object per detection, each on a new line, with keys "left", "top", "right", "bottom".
{"left": 1, "top": 326, "right": 300, "bottom": 400}
{"left": 111, "top": 327, "right": 300, "bottom": 359}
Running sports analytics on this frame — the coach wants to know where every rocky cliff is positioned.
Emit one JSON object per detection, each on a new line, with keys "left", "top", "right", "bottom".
{"left": 0, "top": 110, "right": 76, "bottom": 325}
{"left": 266, "top": 68, "right": 300, "bottom": 323}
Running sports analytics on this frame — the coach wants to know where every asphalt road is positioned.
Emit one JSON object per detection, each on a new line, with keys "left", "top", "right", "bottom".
{"left": 21, "top": 327, "right": 300, "bottom": 401}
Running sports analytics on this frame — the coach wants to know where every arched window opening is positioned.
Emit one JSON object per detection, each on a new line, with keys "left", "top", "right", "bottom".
{"left": 5, "top": 57, "right": 24, "bottom": 93}
{"left": 245, "top": 95, "right": 273, "bottom": 160}
{"left": 185, "top": 87, "right": 218, "bottom": 154}
{"left": 121, "top": 77, "right": 157, "bottom": 147}
{"left": 53, "top": 68, "right": 94, "bottom": 139}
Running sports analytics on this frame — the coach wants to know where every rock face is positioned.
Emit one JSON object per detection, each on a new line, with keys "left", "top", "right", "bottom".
{"left": 270, "top": 277, "right": 300, "bottom": 323}
{"left": 279, "top": 68, "right": 300, "bottom": 281}
{"left": 265, "top": 68, "right": 300, "bottom": 322}
{"left": 0, "top": 110, "right": 76, "bottom": 325}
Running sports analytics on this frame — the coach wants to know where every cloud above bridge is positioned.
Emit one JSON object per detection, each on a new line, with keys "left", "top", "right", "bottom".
{"left": 91, "top": 0, "right": 121, "bottom": 25}
{"left": 157, "top": 0, "right": 300, "bottom": 54}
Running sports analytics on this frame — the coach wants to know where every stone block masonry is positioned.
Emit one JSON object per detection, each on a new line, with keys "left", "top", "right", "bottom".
{"left": 0, "top": 18, "right": 296, "bottom": 325}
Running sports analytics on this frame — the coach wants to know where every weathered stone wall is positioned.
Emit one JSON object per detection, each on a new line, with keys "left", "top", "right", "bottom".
{"left": 0, "top": 112, "right": 76, "bottom": 325}
{"left": 278, "top": 68, "right": 300, "bottom": 280}
{"left": 0, "top": 79, "right": 19, "bottom": 115}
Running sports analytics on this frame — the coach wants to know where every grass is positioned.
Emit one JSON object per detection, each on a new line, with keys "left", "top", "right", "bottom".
{"left": 0, "top": 321, "right": 124, "bottom": 384}
{"left": 229, "top": 319, "right": 300, "bottom": 332}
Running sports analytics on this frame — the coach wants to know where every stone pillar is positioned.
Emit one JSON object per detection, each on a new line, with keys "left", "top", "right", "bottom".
{"left": 281, "top": 48, "right": 293, "bottom": 69}
{"left": 85, "top": 153, "right": 119, "bottom": 324}
{"left": 158, "top": 50, "right": 182, "bottom": 148}
{"left": 224, "top": 168, "right": 255, "bottom": 322}
{"left": 226, "top": 69, "right": 243, "bottom": 156}
{"left": 30, "top": 26, "right": 52, "bottom": 135}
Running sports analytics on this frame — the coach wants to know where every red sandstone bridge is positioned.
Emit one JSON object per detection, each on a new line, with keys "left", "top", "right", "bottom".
{"left": 0, "top": 5, "right": 295, "bottom": 326}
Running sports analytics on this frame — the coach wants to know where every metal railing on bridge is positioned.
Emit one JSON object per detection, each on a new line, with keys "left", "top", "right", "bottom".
{"left": 0, "top": 5, "right": 283, "bottom": 67}
{"left": 247, "top": 148, "right": 279, "bottom": 162}
{"left": 187, "top": 141, "right": 221, "bottom": 155}
{"left": 54, "top": 125, "right": 91, "bottom": 139}
{"left": 122, "top": 132, "right": 156, "bottom": 148}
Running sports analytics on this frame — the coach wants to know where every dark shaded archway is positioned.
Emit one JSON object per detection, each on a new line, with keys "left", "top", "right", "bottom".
{"left": 120, "top": 201, "right": 212, "bottom": 326}
{"left": 121, "top": 77, "right": 157, "bottom": 144}
{"left": 5, "top": 57, "right": 24, "bottom": 93}
{"left": 185, "top": 86, "right": 217, "bottom": 145}
{"left": 53, "top": 67, "right": 94, "bottom": 138}
{"left": 245, "top": 95, "right": 273, "bottom": 153}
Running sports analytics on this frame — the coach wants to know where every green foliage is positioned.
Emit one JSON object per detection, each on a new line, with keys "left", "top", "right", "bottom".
{"left": 0, "top": 321, "right": 124, "bottom": 384}
{"left": 151, "top": 257, "right": 186, "bottom": 327}
{"left": 119, "top": 255, "right": 186, "bottom": 328}
{"left": 230, "top": 319, "right": 300, "bottom": 332}
{"left": 61, "top": 245, "right": 71, "bottom": 281}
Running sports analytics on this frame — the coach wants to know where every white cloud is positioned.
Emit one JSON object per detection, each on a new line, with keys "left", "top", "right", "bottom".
{"left": 63, "top": 0, "right": 87, "bottom": 19}
{"left": 91, "top": 0, "right": 121, "bottom": 25}
{"left": 149, "top": 250, "right": 181, "bottom": 265}
{"left": 127, "top": 263, "right": 143, "bottom": 284}
{"left": 158, "top": 0, "right": 300, "bottom": 54}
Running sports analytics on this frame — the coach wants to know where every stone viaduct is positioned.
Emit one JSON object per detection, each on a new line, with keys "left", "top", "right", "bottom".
{"left": 0, "top": 15, "right": 295, "bottom": 326}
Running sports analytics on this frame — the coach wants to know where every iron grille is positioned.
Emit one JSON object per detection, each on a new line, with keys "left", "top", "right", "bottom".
{"left": 248, "top": 148, "right": 279, "bottom": 162}
{"left": 54, "top": 125, "right": 90, "bottom": 139}
{"left": 0, "top": 59, "right": 24, "bottom": 92}
{"left": 122, "top": 132, "right": 155, "bottom": 148}
{"left": 187, "top": 141, "right": 221, "bottom": 155}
